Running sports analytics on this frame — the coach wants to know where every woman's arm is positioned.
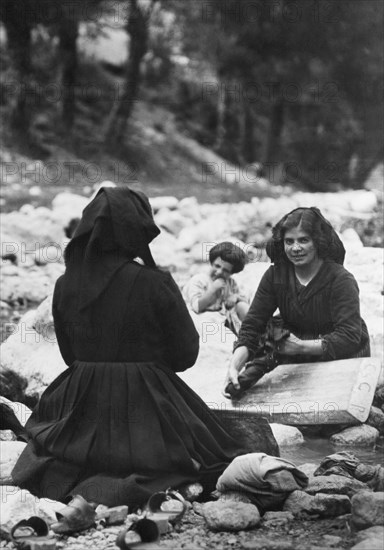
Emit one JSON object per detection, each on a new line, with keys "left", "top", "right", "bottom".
{"left": 234, "top": 266, "right": 278, "bottom": 355}
{"left": 321, "top": 270, "right": 364, "bottom": 360}
{"left": 279, "top": 269, "right": 364, "bottom": 359}
{"left": 224, "top": 267, "right": 278, "bottom": 390}
{"left": 225, "top": 345, "right": 249, "bottom": 391}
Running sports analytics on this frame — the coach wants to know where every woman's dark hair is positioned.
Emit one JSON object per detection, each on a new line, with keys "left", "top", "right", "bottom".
{"left": 267, "top": 207, "right": 345, "bottom": 264}
{"left": 209, "top": 242, "right": 247, "bottom": 274}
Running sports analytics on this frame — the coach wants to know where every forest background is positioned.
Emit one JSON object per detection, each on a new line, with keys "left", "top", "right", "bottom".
{"left": 0, "top": 0, "right": 383, "bottom": 205}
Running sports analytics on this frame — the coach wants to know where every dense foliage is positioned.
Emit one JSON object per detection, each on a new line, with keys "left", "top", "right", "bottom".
{"left": 0, "top": 0, "right": 382, "bottom": 189}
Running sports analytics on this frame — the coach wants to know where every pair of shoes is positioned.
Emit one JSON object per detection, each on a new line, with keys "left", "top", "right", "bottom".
{"left": 50, "top": 495, "right": 96, "bottom": 535}
{"left": 10, "top": 516, "right": 56, "bottom": 549}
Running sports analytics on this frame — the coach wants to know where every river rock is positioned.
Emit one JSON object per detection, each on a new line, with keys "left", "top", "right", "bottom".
{"left": 364, "top": 163, "right": 383, "bottom": 193}
{"left": 367, "top": 406, "right": 384, "bottom": 435}
{"left": 51, "top": 191, "right": 89, "bottom": 224}
{"left": 351, "top": 539, "right": 384, "bottom": 550}
{"left": 351, "top": 491, "right": 384, "bottom": 529}
{"left": 306, "top": 474, "right": 370, "bottom": 497}
{"left": 1, "top": 309, "right": 67, "bottom": 396}
{"left": 201, "top": 500, "right": 260, "bottom": 531}
{"left": 0, "top": 441, "right": 26, "bottom": 484}
{"left": 355, "top": 525, "right": 384, "bottom": 545}
{"left": 341, "top": 228, "right": 364, "bottom": 249}
{"left": 149, "top": 196, "right": 179, "bottom": 212}
{"left": 242, "top": 537, "right": 295, "bottom": 549}
{"left": 0, "top": 397, "right": 31, "bottom": 426}
{"left": 178, "top": 196, "right": 202, "bottom": 223}
{"left": 330, "top": 425, "right": 379, "bottom": 446}
{"left": 154, "top": 207, "right": 192, "bottom": 236}
{"left": 283, "top": 490, "right": 351, "bottom": 517}
{"left": 217, "top": 491, "right": 253, "bottom": 504}
{"left": 261, "top": 511, "right": 294, "bottom": 527}
{"left": 270, "top": 424, "right": 304, "bottom": 446}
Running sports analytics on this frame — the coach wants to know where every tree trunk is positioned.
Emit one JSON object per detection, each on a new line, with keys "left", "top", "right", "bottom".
{"left": 59, "top": 17, "right": 78, "bottom": 131}
{"left": 264, "top": 98, "right": 284, "bottom": 166}
{"left": 3, "top": 0, "right": 32, "bottom": 139}
{"left": 241, "top": 98, "right": 255, "bottom": 164}
{"left": 104, "top": 0, "right": 152, "bottom": 150}
{"left": 214, "top": 77, "right": 225, "bottom": 152}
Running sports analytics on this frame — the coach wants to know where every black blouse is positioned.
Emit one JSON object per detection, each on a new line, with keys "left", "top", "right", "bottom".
{"left": 235, "top": 260, "right": 369, "bottom": 361}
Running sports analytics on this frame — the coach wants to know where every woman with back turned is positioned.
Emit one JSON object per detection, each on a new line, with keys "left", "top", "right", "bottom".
{"left": 12, "top": 187, "right": 244, "bottom": 516}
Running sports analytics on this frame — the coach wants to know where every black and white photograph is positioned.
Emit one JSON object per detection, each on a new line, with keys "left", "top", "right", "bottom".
{"left": 0, "top": 1, "right": 383, "bottom": 549}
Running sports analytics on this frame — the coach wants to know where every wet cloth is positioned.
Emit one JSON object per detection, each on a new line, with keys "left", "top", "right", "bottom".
{"left": 314, "top": 451, "right": 384, "bottom": 492}
{"left": 12, "top": 188, "right": 245, "bottom": 510}
{"left": 216, "top": 452, "right": 308, "bottom": 512}
{"left": 225, "top": 317, "right": 290, "bottom": 398}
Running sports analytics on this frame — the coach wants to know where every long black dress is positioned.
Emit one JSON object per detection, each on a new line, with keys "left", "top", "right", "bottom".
{"left": 12, "top": 188, "right": 243, "bottom": 508}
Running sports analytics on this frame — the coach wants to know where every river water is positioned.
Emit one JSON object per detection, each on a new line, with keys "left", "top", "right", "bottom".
{"left": 282, "top": 435, "right": 384, "bottom": 467}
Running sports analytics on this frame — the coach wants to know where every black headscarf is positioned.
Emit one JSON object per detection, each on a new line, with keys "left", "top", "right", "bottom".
{"left": 266, "top": 206, "right": 346, "bottom": 265}
{"left": 61, "top": 187, "right": 160, "bottom": 310}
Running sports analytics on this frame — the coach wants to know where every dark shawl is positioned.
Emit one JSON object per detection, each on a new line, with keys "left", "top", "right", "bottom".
{"left": 59, "top": 187, "right": 160, "bottom": 312}
{"left": 266, "top": 206, "right": 345, "bottom": 266}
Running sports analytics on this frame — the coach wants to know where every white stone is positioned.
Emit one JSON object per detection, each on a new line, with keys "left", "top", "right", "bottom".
{"left": 270, "top": 424, "right": 304, "bottom": 446}
{"left": 330, "top": 425, "right": 379, "bottom": 446}
{"left": 341, "top": 228, "right": 364, "bottom": 249}
{"left": 0, "top": 441, "right": 26, "bottom": 484}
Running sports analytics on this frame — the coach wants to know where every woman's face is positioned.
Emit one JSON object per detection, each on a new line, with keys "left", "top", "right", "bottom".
{"left": 284, "top": 226, "right": 318, "bottom": 267}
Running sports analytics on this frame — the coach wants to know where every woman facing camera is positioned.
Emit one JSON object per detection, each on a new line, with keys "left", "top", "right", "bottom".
{"left": 225, "top": 207, "right": 370, "bottom": 398}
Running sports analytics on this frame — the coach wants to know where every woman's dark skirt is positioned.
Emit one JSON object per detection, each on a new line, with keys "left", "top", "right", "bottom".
{"left": 12, "top": 361, "right": 242, "bottom": 509}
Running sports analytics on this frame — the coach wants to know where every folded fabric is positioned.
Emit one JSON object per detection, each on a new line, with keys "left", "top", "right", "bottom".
{"left": 216, "top": 453, "right": 308, "bottom": 497}
{"left": 315, "top": 451, "right": 384, "bottom": 491}
{"left": 314, "top": 451, "right": 360, "bottom": 478}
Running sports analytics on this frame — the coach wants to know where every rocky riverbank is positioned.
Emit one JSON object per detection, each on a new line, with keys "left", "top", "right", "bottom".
{"left": 1, "top": 186, "right": 383, "bottom": 550}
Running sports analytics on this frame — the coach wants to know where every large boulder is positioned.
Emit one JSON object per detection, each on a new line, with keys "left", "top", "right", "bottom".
{"left": 306, "top": 474, "right": 370, "bottom": 497}
{"left": 270, "top": 424, "right": 304, "bottom": 446}
{"left": 353, "top": 526, "right": 384, "bottom": 550}
{"left": 330, "top": 425, "right": 379, "bottom": 446}
{"left": 351, "top": 491, "right": 384, "bottom": 530}
{"left": 283, "top": 490, "right": 351, "bottom": 518}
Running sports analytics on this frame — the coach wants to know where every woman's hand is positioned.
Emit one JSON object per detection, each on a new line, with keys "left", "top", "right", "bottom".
{"left": 223, "top": 346, "right": 249, "bottom": 397}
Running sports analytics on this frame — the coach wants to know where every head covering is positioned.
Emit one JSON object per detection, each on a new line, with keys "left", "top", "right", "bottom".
{"left": 61, "top": 187, "right": 160, "bottom": 310}
{"left": 266, "top": 206, "right": 346, "bottom": 265}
